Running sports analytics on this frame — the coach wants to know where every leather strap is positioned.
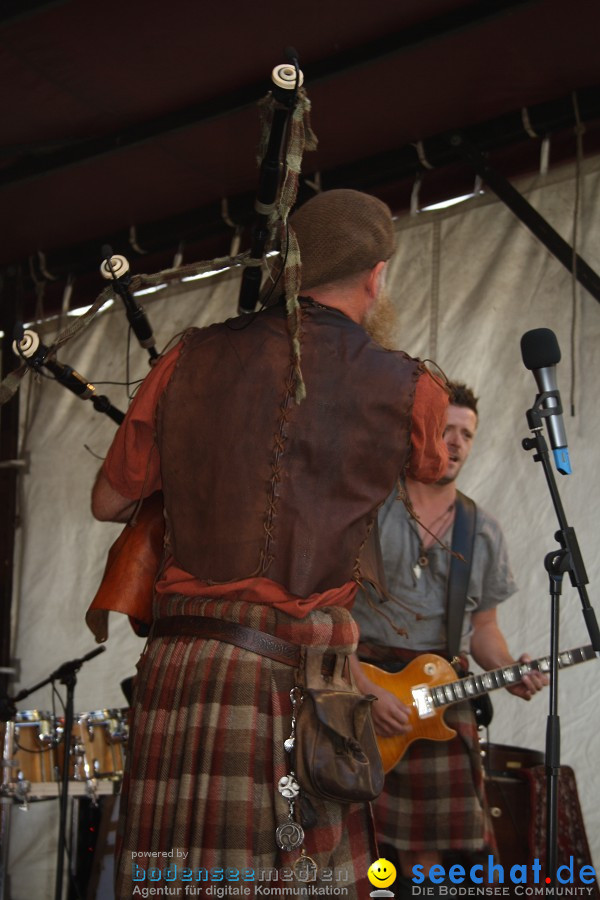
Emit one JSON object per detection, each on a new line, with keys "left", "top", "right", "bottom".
{"left": 151, "top": 615, "right": 301, "bottom": 667}
{"left": 446, "top": 490, "right": 477, "bottom": 660}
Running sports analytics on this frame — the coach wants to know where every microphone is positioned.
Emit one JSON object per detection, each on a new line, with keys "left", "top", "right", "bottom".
{"left": 12, "top": 327, "right": 125, "bottom": 425}
{"left": 520, "top": 327, "right": 572, "bottom": 475}
{"left": 100, "top": 246, "right": 159, "bottom": 361}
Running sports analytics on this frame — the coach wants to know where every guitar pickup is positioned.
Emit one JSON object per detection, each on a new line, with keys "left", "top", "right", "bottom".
{"left": 412, "top": 685, "right": 435, "bottom": 718}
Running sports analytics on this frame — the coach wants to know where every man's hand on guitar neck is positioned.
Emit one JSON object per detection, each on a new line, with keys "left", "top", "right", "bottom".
{"left": 349, "top": 654, "right": 413, "bottom": 736}
{"left": 502, "top": 653, "right": 549, "bottom": 701}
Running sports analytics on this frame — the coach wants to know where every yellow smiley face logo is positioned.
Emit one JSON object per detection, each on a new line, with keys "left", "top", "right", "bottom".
{"left": 367, "top": 858, "right": 397, "bottom": 889}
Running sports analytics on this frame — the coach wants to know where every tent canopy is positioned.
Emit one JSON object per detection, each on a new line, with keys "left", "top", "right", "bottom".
{"left": 2, "top": 0, "right": 600, "bottom": 319}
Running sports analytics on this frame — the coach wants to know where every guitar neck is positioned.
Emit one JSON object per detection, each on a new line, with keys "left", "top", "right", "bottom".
{"left": 430, "top": 645, "right": 596, "bottom": 710}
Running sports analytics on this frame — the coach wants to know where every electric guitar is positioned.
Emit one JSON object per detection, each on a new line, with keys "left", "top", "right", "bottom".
{"left": 360, "top": 645, "right": 596, "bottom": 773}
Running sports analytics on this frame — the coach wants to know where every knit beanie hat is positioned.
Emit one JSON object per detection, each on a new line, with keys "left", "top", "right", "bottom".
{"left": 289, "top": 189, "right": 396, "bottom": 290}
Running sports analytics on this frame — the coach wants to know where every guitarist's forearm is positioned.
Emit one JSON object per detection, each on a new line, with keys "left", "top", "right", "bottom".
{"left": 470, "top": 610, "right": 548, "bottom": 700}
{"left": 469, "top": 608, "right": 516, "bottom": 671}
{"left": 470, "top": 624, "right": 514, "bottom": 671}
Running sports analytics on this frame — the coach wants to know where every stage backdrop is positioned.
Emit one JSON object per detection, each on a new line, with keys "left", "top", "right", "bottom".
{"left": 7, "top": 155, "right": 600, "bottom": 897}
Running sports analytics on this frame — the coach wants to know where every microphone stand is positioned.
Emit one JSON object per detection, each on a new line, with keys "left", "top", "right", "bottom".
{"left": 9, "top": 647, "right": 105, "bottom": 900}
{"left": 522, "top": 397, "right": 600, "bottom": 880}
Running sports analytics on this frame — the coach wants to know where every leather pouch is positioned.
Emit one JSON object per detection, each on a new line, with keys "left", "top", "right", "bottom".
{"left": 293, "top": 648, "right": 384, "bottom": 803}
{"left": 85, "top": 491, "right": 164, "bottom": 642}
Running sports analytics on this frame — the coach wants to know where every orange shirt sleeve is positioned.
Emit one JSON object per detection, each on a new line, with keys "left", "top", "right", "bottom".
{"left": 407, "top": 368, "right": 449, "bottom": 482}
{"left": 102, "top": 342, "right": 182, "bottom": 499}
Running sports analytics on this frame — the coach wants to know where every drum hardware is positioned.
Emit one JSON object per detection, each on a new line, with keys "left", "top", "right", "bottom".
{"left": 1, "top": 711, "right": 61, "bottom": 793}
{"left": 1, "top": 719, "right": 31, "bottom": 809}
{"left": 2, "top": 655, "right": 125, "bottom": 900}
{"left": 71, "top": 709, "right": 128, "bottom": 784}
{"left": 2, "top": 707, "right": 128, "bottom": 803}
{"left": 3, "top": 647, "right": 106, "bottom": 900}
{"left": 6, "top": 779, "right": 32, "bottom": 810}
{"left": 0, "top": 775, "right": 32, "bottom": 810}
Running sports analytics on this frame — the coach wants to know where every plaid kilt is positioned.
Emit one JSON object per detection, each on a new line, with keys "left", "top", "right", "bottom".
{"left": 115, "top": 596, "right": 377, "bottom": 899}
{"left": 372, "top": 702, "right": 498, "bottom": 854}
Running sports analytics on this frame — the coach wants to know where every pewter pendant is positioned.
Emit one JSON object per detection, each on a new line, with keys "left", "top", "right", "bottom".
{"left": 275, "top": 821, "right": 305, "bottom": 851}
{"left": 276, "top": 686, "right": 306, "bottom": 853}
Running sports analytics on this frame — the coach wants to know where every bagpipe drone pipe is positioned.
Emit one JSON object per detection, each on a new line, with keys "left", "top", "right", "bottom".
{"left": 238, "top": 48, "right": 307, "bottom": 314}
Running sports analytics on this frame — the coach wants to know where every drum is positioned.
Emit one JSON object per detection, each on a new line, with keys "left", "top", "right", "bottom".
{"left": 71, "top": 709, "right": 128, "bottom": 782}
{"left": 5, "top": 710, "right": 58, "bottom": 785}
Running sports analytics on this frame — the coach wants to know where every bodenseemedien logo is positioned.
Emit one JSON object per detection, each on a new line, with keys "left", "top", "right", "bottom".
{"left": 130, "top": 859, "right": 352, "bottom": 895}
{"left": 368, "top": 858, "right": 397, "bottom": 897}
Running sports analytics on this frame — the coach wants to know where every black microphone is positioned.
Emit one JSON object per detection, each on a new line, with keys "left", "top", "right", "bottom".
{"left": 100, "top": 246, "right": 159, "bottom": 361}
{"left": 520, "top": 327, "right": 572, "bottom": 475}
{"left": 12, "top": 327, "right": 125, "bottom": 425}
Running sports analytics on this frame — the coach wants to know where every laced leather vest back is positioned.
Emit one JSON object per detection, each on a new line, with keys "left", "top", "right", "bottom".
{"left": 156, "top": 301, "right": 422, "bottom": 598}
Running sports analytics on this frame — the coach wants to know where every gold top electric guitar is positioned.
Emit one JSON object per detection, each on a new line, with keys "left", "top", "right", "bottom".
{"left": 360, "top": 645, "right": 596, "bottom": 773}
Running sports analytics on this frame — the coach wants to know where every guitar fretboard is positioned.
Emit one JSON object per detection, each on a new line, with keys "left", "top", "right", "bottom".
{"left": 430, "top": 645, "right": 596, "bottom": 709}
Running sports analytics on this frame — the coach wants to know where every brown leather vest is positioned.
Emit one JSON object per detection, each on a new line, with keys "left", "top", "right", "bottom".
{"left": 156, "top": 301, "right": 422, "bottom": 598}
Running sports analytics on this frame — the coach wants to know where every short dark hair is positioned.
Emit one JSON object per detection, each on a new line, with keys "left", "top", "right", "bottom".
{"left": 447, "top": 381, "right": 478, "bottom": 416}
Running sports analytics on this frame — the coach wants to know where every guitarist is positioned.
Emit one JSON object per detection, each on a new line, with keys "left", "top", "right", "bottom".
{"left": 350, "top": 381, "right": 548, "bottom": 897}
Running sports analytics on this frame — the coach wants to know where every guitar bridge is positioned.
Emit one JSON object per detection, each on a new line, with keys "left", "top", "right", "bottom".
{"left": 412, "top": 684, "right": 435, "bottom": 718}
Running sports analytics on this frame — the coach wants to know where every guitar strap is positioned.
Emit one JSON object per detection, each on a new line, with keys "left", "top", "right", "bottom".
{"left": 445, "top": 490, "right": 477, "bottom": 661}
{"left": 446, "top": 491, "right": 495, "bottom": 728}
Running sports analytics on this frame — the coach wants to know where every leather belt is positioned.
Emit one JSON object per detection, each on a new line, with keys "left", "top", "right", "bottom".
{"left": 151, "top": 615, "right": 302, "bottom": 667}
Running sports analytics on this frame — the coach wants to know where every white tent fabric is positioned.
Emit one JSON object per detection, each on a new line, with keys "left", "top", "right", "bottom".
{"left": 6, "top": 156, "right": 600, "bottom": 897}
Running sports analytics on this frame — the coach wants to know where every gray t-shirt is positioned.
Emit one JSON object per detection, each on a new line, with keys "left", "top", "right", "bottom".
{"left": 352, "top": 490, "right": 517, "bottom": 653}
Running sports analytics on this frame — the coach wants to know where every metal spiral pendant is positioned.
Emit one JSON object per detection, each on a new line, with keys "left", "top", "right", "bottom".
{"left": 275, "top": 821, "right": 305, "bottom": 851}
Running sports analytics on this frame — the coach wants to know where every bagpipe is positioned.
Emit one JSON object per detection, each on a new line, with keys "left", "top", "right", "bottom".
{"left": 7, "top": 53, "right": 314, "bottom": 642}
{"left": 238, "top": 48, "right": 310, "bottom": 314}
{"left": 10, "top": 241, "right": 161, "bottom": 422}
{"left": 10, "top": 248, "right": 165, "bottom": 640}
{"left": 11, "top": 326, "right": 126, "bottom": 425}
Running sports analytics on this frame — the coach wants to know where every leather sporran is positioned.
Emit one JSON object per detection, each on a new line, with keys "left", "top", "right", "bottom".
{"left": 292, "top": 648, "right": 384, "bottom": 803}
